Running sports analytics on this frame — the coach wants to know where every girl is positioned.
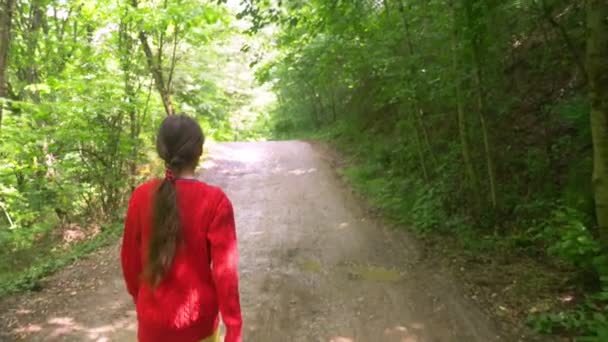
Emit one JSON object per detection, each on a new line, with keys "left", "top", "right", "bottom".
{"left": 121, "top": 114, "right": 242, "bottom": 342}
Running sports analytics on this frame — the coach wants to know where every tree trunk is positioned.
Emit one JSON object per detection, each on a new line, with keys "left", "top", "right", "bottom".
{"left": 451, "top": 15, "right": 481, "bottom": 209}
{"left": 587, "top": 0, "right": 608, "bottom": 250}
{"left": 382, "top": 0, "right": 390, "bottom": 16}
{"left": 25, "top": 0, "right": 43, "bottom": 87}
{"left": 411, "top": 113, "right": 429, "bottom": 182}
{"left": 465, "top": 0, "right": 498, "bottom": 209}
{"left": 417, "top": 109, "right": 437, "bottom": 165}
{"left": 166, "top": 26, "right": 179, "bottom": 95}
{"left": 0, "top": 0, "right": 14, "bottom": 131}
{"left": 130, "top": 0, "right": 175, "bottom": 116}
{"left": 305, "top": 80, "right": 323, "bottom": 127}
{"left": 330, "top": 86, "right": 337, "bottom": 122}
{"left": 541, "top": 0, "right": 587, "bottom": 84}
{"left": 119, "top": 12, "right": 140, "bottom": 188}
{"left": 397, "top": 0, "right": 436, "bottom": 173}
{"left": 311, "top": 91, "right": 321, "bottom": 128}
{"left": 138, "top": 31, "right": 174, "bottom": 116}
{"left": 474, "top": 46, "right": 498, "bottom": 209}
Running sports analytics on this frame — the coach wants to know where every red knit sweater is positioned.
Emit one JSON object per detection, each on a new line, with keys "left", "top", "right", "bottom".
{"left": 121, "top": 179, "right": 242, "bottom": 342}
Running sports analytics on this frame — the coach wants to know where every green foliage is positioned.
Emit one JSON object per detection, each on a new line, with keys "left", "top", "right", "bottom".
{"left": 528, "top": 309, "right": 608, "bottom": 339}
{"left": 553, "top": 96, "right": 591, "bottom": 138}
{"left": 0, "top": 0, "right": 256, "bottom": 295}
{"left": 538, "top": 207, "right": 600, "bottom": 271}
{"left": 528, "top": 276, "right": 608, "bottom": 340}
{"left": 410, "top": 183, "right": 452, "bottom": 233}
{"left": 246, "top": 0, "right": 603, "bottom": 339}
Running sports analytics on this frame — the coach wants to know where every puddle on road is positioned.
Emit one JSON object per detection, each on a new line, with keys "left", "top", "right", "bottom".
{"left": 298, "top": 259, "right": 323, "bottom": 274}
{"left": 297, "top": 258, "right": 402, "bottom": 282}
{"left": 287, "top": 168, "right": 317, "bottom": 175}
{"left": 344, "top": 264, "right": 402, "bottom": 282}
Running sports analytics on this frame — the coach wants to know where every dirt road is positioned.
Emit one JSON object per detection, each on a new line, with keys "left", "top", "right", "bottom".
{"left": 0, "top": 141, "right": 510, "bottom": 341}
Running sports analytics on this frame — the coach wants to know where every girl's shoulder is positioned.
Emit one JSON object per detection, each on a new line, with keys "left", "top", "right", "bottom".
{"left": 200, "top": 182, "right": 230, "bottom": 204}
{"left": 130, "top": 179, "right": 230, "bottom": 206}
{"left": 134, "top": 179, "right": 162, "bottom": 195}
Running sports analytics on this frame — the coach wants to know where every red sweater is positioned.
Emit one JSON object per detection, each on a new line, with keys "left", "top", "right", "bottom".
{"left": 121, "top": 179, "right": 242, "bottom": 342}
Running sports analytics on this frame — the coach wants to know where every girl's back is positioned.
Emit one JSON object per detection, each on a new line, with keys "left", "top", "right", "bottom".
{"left": 121, "top": 115, "right": 241, "bottom": 342}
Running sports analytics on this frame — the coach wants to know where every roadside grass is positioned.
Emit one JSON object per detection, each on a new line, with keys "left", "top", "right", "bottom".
{"left": 0, "top": 223, "right": 122, "bottom": 297}
{"left": 0, "top": 223, "right": 122, "bottom": 298}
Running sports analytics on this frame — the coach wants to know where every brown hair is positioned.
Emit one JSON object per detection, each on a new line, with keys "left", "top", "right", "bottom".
{"left": 144, "top": 114, "right": 204, "bottom": 287}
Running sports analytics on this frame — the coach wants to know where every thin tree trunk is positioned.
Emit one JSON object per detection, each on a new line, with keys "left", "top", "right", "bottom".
{"left": 310, "top": 89, "right": 321, "bottom": 128}
{"left": 0, "top": 0, "right": 14, "bottom": 131}
{"left": 25, "top": 0, "right": 43, "bottom": 95}
{"left": 130, "top": 0, "right": 175, "bottom": 116}
{"left": 411, "top": 114, "right": 429, "bottom": 181}
{"left": 397, "top": 0, "right": 414, "bottom": 54}
{"left": 330, "top": 86, "right": 337, "bottom": 122}
{"left": 137, "top": 31, "right": 174, "bottom": 116}
{"left": 465, "top": 0, "right": 498, "bottom": 209}
{"left": 417, "top": 109, "right": 437, "bottom": 165}
{"left": 397, "top": 0, "right": 435, "bottom": 174}
{"left": 50, "top": 6, "right": 73, "bottom": 75}
{"left": 541, "top": 0, "right": 587, "bottom": 84}
{"left": 451, "top": 18, "right": 481, "bottom": 209}
{"left": 382, "top": 0, "right": 390, "bottom": 16}
{"left": 587, "top": 0, "right": 608, "bottom": 250}
{"left": 305, "top": 80, "right": 323, "bottom": 127}
{"left": 166, "top": 26, "right": 179, "bottom": 95}
{"left": 315, "top": 93, "right": 325, "bottom": 123}
{"left": 277, "top": 92, "right": 285, "bottom": 115}
{"left": 119, "top": 12, "right": 140, "bottom": 187}
{"left": 473, "top": 50, "right": 497, "bottom": 209}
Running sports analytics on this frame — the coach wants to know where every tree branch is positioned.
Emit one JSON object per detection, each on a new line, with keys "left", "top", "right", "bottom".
{"left": 130, "top": 0, "right": 175, "bottom": 116}
{"left": 167, "top": 25, "right": 179, "bottom": 95}
{"left": 540, "top": 0, "right": 588, "bottom": 84}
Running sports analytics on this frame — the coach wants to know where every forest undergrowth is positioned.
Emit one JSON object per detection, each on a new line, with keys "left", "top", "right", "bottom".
{"left": 250, "top": 0, "right": 608, "bottom": 340}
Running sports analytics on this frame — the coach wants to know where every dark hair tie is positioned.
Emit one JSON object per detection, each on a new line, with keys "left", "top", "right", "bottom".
{"left": 165, "top": 169, "right": 175, "bottom": 182}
